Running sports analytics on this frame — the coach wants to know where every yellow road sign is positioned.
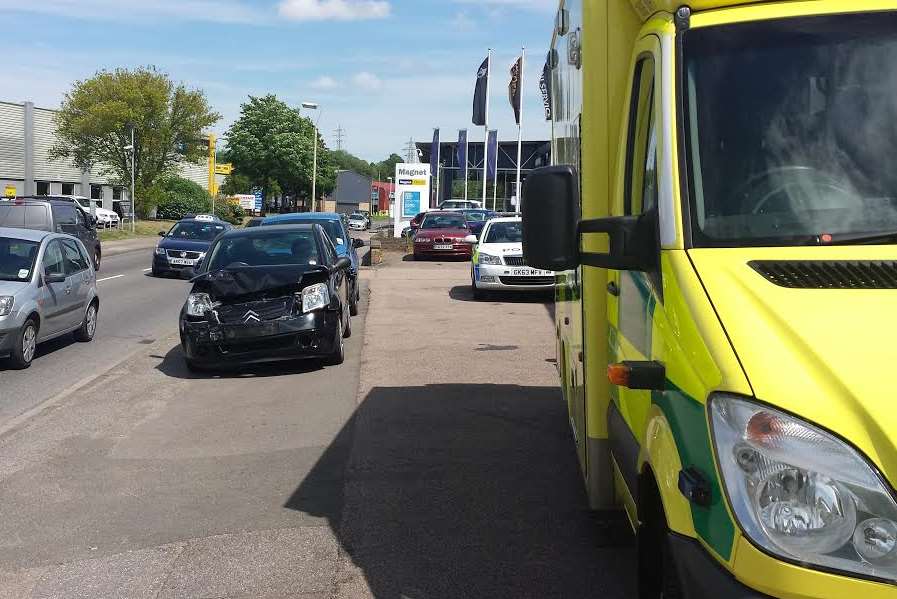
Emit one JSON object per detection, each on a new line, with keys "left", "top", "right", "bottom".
{"left": 215, "top": 163, "right": 234, "bottom": 175}
{"left": 4, "top": 185, "right": 16, "bottom": 198}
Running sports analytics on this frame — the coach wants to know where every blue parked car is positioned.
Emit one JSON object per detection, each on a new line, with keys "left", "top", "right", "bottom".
{"left": 460, "top": 209, "right": 497, "bottom": 238}
{"left": 261, "top": 212, "right": 363, "bottom": 315}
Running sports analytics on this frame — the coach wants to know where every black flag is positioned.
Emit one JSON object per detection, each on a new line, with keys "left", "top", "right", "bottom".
{"left": 540, "top": 53, "right": 553, "bottom": 121}
{"left": 509, "top": 56, "right": 522, "bottom": 125}
{"left": 472, "top": 56, "right": 489, "bottom": 126}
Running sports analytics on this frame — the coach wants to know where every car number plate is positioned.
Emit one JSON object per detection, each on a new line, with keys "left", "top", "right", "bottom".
{"left": 433, "top": 244, "right": 453, "bottom": 250}
{"left": 169, "top": 258, "right": 195, "bottom": 266}
{"left": 511, "top": 268, "right": 549, "bottom": 276}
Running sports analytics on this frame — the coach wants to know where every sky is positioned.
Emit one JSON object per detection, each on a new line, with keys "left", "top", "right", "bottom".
{"left": 1, "top": 0, "right": 555, "bottom": 162}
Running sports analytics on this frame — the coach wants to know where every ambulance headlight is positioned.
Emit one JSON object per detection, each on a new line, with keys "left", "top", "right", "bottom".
{"left": 710, "top": 394, "right": 897, "bottom": 581}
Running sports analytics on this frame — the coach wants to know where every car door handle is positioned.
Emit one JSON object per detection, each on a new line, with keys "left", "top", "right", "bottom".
{"left": 607, "top": 281, "right": 620, "bottom": 296}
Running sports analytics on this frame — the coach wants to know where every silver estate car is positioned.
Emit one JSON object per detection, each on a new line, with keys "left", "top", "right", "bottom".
{"left": 0, "top": 227, "right": 99, "bottom": 369}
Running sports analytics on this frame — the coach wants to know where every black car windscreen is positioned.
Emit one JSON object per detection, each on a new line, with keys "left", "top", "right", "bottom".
{"left": 207, "top": 230, "right": 323, "bottom": 270}
{"left": 167, "top": 221, "right": 227, "bottom": 241}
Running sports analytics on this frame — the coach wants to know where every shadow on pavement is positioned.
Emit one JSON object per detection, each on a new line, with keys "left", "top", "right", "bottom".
{"left": 153, "top": 343, "right": 324, "bottom": 380}
{"left": 286, "top": 383, "right": 636, "bottom": 599}
{"left": 403, "top": 255, "right": 470, "bottom": 263}
{"left": 448, "top": 284, "right": 555, "bottom": 305}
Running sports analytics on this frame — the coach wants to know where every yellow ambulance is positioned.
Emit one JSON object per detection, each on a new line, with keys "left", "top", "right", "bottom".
{"left": 522, "top": 1, "right": 897, "bottom": 596}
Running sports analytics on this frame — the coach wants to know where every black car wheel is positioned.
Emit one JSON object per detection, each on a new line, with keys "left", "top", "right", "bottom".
{"left": 349, "top": 281, "right": 359, "bottom": 316}
{"left": 324, "top": 316, "right": 345, "bottom": 365}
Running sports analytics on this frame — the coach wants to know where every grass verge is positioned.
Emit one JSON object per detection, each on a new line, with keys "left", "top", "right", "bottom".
{"left": 98, "top": 220, "right": 178, "bottom": 242}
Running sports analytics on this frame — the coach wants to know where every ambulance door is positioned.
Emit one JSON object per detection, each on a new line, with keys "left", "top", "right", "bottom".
{"left": 607, "top": 36, "right": 661, "bottom": 497}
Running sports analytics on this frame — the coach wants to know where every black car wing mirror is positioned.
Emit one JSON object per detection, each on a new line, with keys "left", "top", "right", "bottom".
{"left": 45, "top": 271, "right": 66, "bottom": 284}
{"left": 333, "top": 256, "right": 351, "bottom": 270}
{"left": 522, "top": 165, "right": 656, "bottom": 272}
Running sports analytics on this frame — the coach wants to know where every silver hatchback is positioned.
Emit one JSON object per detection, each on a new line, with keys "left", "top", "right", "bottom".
{"left": 0, "top": 227, "right": 99, "bottom": 369}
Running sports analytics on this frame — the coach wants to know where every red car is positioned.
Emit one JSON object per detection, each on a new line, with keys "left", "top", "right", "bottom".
{"left": 412, "top": 211, "right": 473, "bottom": 260}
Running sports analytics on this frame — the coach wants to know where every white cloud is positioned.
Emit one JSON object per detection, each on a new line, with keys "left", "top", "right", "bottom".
{"left": 352, "top": 72, "right": 382, "bottom": 91}
{"left": 278, "top": 0, "right": 390, "bottom": 21}
{"left": 311, "top": 76, "right": 339, "bottom": 90}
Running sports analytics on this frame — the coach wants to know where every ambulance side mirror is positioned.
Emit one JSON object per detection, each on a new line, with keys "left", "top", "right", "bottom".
{"left": 521, "top": 165, "right": 580, "bottom": 271}
{"left": 521, "top": 165, "right": 657, "bottom": 273}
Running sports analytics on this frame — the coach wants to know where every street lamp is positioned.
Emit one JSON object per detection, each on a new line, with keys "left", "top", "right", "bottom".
{"left": 387, "top": 176, "right": 394, "bottom": 226}
{"left": 123, "top": 130, "right": 135, "bottom": 233}
{"left": 301, "top": 101, "right": 320, "bottom": 212}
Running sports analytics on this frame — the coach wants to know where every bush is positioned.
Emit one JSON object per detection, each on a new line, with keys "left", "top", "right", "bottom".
{"left": 213, "top": 202, "right": 245, "bottom": 225}
{"left": 154, "top": 176, "right": 212, "bottom": 220}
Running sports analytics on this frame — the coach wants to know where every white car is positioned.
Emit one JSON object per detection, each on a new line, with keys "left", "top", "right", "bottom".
{"left": 347, "top": 213, "right": 369, "bottom": 231}
{"left": 67, "top": 196, "right": 120, "bottom": 228}
{"left": 467, "top": 216, "right": 554, "bottom": 299}
{"left": 439, "top": 199, "right": 482, "bottom": 210}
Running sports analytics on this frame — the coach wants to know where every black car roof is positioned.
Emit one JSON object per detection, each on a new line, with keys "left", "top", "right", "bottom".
{"left": 177, "top": 217, "right": 227, "bottom": 224}
{"left": 219, "top": 223, "right": 319, "bottom": 238}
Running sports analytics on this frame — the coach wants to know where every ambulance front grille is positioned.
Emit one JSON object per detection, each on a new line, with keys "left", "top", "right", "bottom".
{"left": 750, "top": 260, "right": 897, "bottom": 289}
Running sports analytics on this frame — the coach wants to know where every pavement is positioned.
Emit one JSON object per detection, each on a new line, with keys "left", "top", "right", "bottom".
{"left": 0, "top": 246, "right": 635, "bottom": 598}
{"left": 326, "top": 254, "right": 635, "bottom": 598}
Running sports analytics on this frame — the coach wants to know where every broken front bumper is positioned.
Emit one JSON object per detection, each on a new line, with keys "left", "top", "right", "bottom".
{"left": 180, "top": 309, "right": 339, "bottom": 366}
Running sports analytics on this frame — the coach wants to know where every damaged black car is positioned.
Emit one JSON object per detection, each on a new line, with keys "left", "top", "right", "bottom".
{"left": 179, "top": 224, "right": 353, "bottom": 371}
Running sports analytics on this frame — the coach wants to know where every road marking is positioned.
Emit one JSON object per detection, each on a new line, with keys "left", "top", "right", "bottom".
{"left": 143, "top": 268, "right": 152, "bottom": 272}
{"left": 97, "top": 274, "right": 125, "bottom": 282}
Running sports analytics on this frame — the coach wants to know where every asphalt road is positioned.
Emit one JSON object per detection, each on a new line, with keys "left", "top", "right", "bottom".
{"left": 0, "top": 248, "right": 190, "bottom": 425}
{"left": 0, "top": 232, "right": 372, "bottom": 428}
{"left": 0, "top": 276, "right": 371, "bottom": 597}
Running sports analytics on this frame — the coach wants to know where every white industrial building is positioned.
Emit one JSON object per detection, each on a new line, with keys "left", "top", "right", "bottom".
{"left": 0, "top": 100, "right": 212, "bottom": 212}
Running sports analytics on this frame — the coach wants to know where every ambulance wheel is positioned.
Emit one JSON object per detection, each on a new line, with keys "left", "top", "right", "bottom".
{"left": 638, "top": 472, "right": 683, "bottom": 599}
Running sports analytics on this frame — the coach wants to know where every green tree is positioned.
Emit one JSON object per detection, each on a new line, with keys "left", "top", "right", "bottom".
{"left": 224, "top": 95, "right": 334, "bottom": 208}
{"left": 219, "top": 173, "right": 252, "bottom": 196}
{"left": 51, "top": 66, "right": 220, "bottom": 216}
{"left": 374, "top": 153, "right": 404, "bottom": 180}
{"left": 329, "top": 150, "right": 374, "bottom": 178}
{"left": 152, "top": 176, "right": 211, "bottom": 220}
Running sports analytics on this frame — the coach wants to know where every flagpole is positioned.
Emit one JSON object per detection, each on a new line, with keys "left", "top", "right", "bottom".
{"left": 492, "top": 131, "right": 498, "bottom": 211}
{"left": 482, "top": 48, "right": 492, "bottom": 208}
{"left": 516, "top": 47, "right": 525, "bottom": 212}
{"left": 463, "top": 131, "right": 469, "bottom": 203}
{"left": 434, "top": 128, "right": 440, "bottom": 208}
